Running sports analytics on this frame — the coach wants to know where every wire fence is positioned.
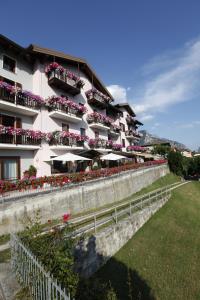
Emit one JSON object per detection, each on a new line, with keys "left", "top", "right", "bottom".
{"left": 10, "top": 234, "right": 72, "bottom": 300}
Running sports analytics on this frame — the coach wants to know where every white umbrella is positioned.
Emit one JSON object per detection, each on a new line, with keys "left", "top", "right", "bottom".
{"left": 49, "top": 152, "right": 91, "bottom": 162}
{"left": 100, "top": 153, "right": 127, "bottom": 161}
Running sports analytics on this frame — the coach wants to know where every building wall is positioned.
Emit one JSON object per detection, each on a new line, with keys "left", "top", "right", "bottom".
{"left": 0, "top": 45, "right": 142, "bottom": 178}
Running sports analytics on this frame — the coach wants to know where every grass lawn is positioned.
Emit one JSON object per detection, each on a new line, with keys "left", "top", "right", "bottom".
{"left": 95, "top": 181, "right": 200, "bottom": 300}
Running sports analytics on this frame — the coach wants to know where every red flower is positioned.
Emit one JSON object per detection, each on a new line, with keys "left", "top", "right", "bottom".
{"left": 63, "top": 213, "right": 71, "bottom": 223}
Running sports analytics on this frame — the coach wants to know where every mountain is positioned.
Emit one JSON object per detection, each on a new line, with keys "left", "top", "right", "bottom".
{"left": 139, "top": 130, "right": 187, "bottom": 150}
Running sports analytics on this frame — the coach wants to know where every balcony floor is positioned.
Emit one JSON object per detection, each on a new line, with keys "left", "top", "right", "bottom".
{"left": 49, "top": 145, "right": 84, "bottom": 150}
{"left": 89, "top": 123, "right": 110, "bottom": 131}
{"left": 0, "top": 99, "right": 39, "bottom": 116}
{"left": 0, "top": 143, "right": 41, "bottom": 150}
{"left": 49, "top": 111, "right": 82, "bottom": 123}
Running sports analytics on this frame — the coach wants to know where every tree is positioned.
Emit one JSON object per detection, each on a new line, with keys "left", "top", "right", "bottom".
{"left": 168, "top": 151, "right": 183, "bottom": 176}
{"left": 151, "top": 145, "right": 171, "bottom": 158}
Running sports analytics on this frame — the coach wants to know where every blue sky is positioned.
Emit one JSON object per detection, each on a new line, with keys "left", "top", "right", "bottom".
{"left": 1, "top": 0, "right": 200, "bottom": 150}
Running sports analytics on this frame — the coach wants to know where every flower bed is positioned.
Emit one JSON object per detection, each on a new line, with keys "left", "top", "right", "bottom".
{"left": 127, "top": 145, "right": 147, "bottom": 152}
{"left": 87, "top": 112, "right": 114, "bottom": 126}
{"left": 0, "top": 175, "right": 71, "bottom": 194}
{"left": 46, "top": 96, "right": 87, "bottom": 115}
{"left": 0, "top": 160, "right": 167, "bottom": 194}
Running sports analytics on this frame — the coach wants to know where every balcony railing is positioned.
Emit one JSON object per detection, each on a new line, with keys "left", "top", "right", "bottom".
{"left": 0, "top": 126, "right": 44, "bottom": 147}
{"left": 88, "top": 138, "right": 107, "bottom": 149}
{"left": 49, "top": 137, "right": 84, "bottom": 147}
{"left": 87, "top": 113, "right": 114, "bottom": 129}
{"left": 48, "top": 102, "right": 84, "bottom": 118}
{"left": 109, "top": 125, "right": 121, "bottom": 135}
{"left": 48, "top": 71, "right": 81, "bottom": 96}
{"left": 125, "top": 130, "right": 141, "bottom": 139}
{"left": 0, "top": 86, "right": 42, "bottom": 110}
{"left": 86, "top": 89, "right": 112, "bottom": 109}
{"left": 0, "top": 133, "right": 42, "bottom": 146}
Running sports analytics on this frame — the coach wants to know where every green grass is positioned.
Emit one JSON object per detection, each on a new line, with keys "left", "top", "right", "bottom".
{"left": 95, "top": 181, "right": 200, "bottom": 300}
{"left": 0, "top": 234, "right": 10, "bottom": 246}
{"left": 0, "top": 248, "right": 10, "bottom": 263}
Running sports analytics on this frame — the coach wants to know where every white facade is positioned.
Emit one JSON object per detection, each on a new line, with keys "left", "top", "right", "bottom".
{"left": 0, "top": 36, "right": 142, "bottom": 179}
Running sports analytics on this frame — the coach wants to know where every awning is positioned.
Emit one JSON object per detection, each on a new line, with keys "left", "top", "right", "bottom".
{"left": 49, "top": 152, "right": 91, "bottom": 162}
{"left": 100, "top": 153, "right": 127, "bottom": 161}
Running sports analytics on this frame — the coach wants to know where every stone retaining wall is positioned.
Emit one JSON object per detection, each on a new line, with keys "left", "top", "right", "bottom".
{"left": 0, "top": 164, "right": 169, "bottom": 235}
{"left": 74, "top": 195, "right": 170, "bottom": 277}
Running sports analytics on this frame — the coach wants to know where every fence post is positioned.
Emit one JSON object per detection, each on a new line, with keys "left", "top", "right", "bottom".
{"left": 115, "top": 207, "right": 117, "bottom": 223}
{"left": 94, "top": 215, "right": 97, "bottom": 233}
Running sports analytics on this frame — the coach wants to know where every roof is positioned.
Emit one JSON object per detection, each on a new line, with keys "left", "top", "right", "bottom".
{"left": 135, "top": 119, "right": 143, "bottom": 126}
{"left": 115, "top": 103, "right": 136, "bottom": 117}
{"left": 0, "top": 34, "right": 113, "bottom": 100}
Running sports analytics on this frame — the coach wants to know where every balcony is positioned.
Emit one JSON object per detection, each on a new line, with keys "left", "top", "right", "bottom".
{"left": 0, "top": 86, "right": 42, "bottom": 116}
{"left": 125, "top": 130, "right": 141, "bottom": 140}
{"left": 88, "top": 139, "right": 122, "bottom": 152}
{"left": 48, "top": 71, "right": 81, "bottom": 96}
{"left": 86, "top": 89, "right": 112, "bottom": 109}
{"left": 48, "top": 131, "right": 86, "bottom": 150}
{"left": 109, "top": 125, "right": 121, "bottom": 136}
{"left": 87, "top": 113, "right": 113, "bottom": 131}
{"left": 48, "top": 103, "right": 84, "bottom": 123}
{"left": 88, "top": 138, "right": 109, "bottom": 151}
{"left": 0, "top": 127, "right": 42, "bottom": 150}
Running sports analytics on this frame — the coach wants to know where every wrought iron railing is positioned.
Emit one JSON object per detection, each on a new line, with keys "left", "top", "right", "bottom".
{"left": 0, "top": 87, "right": 41, "bottom": 110}
{"left": 10, "top": 234, "right": 71, "bottom": 300}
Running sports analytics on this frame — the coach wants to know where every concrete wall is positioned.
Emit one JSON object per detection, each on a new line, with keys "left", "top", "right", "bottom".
{"left": 0, "top": 164, "right": 169, "bottom": 235}
{"left": 74, "top": 195, "right": 170, "bottom": 278}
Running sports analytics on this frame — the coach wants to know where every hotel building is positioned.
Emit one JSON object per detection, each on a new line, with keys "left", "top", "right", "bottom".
{"left": 0, "top": 35, "right": 143, "bottom": 180}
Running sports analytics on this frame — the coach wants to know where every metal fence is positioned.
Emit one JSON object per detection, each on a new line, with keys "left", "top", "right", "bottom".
{"left": 10, "top": 234, "right": 72, "bottom": 300}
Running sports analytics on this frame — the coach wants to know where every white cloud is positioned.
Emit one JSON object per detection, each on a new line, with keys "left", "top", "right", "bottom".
{"left": 139, "top": 114, "right": 154, "bottom": 122}
{"left": 133, "top": 38, "right": 200, "bottom": 115}
{"left": 178, "top": 120, "right": 200, "bottom": 129}
{"left": 106, "top": 84, "right": 127, "bottom": 103}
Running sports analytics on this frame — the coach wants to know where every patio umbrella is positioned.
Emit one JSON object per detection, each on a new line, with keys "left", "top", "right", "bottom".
{"left": 100, "top": 153, "right": 127, "bottom": 161}
{"left": 49, "top": 152, "right": 91, "bottom": 162}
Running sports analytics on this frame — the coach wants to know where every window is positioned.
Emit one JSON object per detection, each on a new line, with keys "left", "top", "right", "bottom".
{"left": 0, "top": 157, "right": 20, "bottom": 180}
{"left": 80, "top": 128, "right": 86, "bottom": 136}
{"left": 95, "top": 131, "right": 99, "bottom": 138}
{"left": 62, "top": 123, "right": 69, "bottom": 131}
{"left": 122, "top": 139, "right": 125, "bottom": 148}
{"left": 3, "top": 55, "right": 16, "bottom": 73}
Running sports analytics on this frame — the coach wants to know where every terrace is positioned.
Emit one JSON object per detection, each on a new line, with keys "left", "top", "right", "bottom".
{"left": 0, "top": 126, "right": 43, "bottom": 150}
{"left": 0, "top": 83, "right": 43, "bottom": 116}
